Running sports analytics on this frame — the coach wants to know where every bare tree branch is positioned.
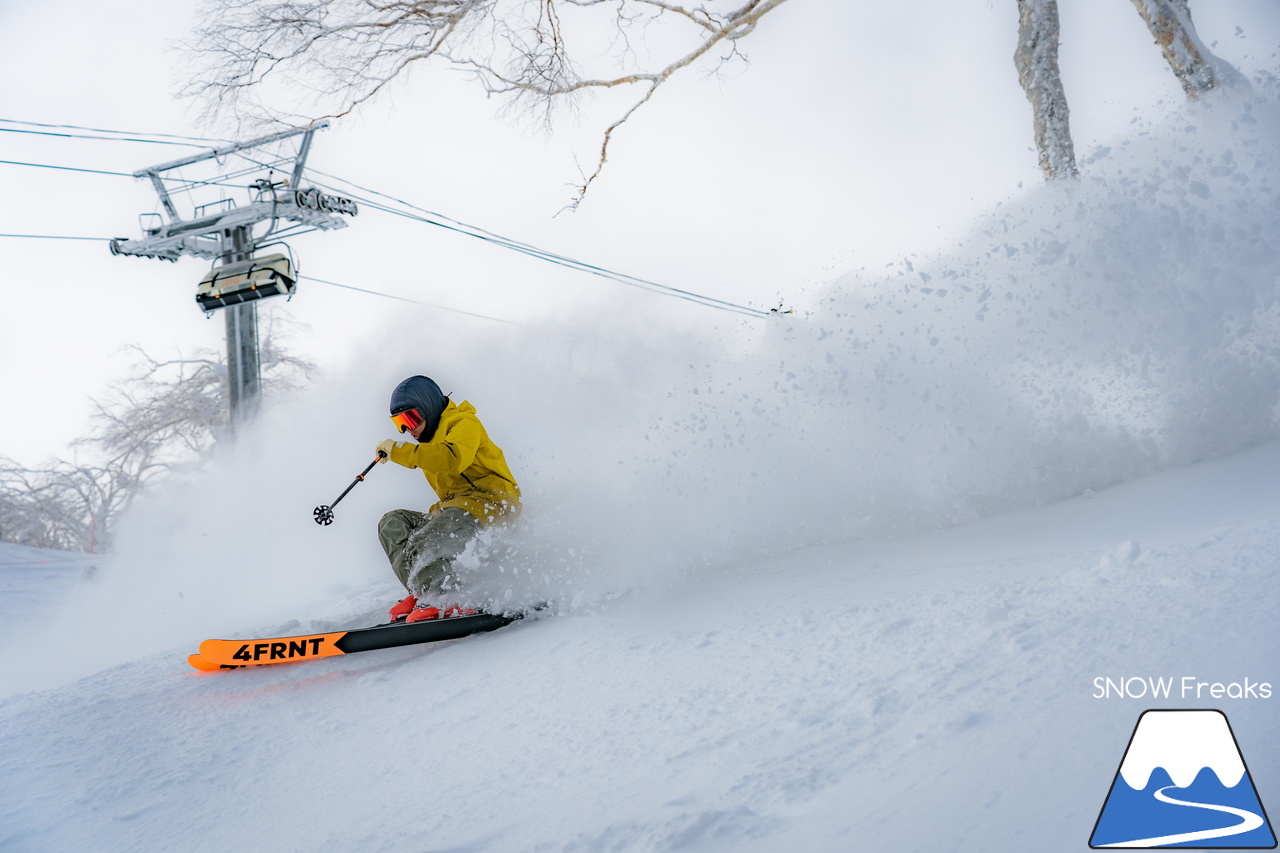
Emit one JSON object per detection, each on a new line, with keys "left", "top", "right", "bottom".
{"left": 183, "top": 0, "right": 793, "bottom": 201}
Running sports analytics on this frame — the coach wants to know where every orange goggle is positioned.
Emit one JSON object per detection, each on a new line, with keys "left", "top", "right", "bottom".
{"left": 390, "top": 408, "right": 425, "bottom": 434}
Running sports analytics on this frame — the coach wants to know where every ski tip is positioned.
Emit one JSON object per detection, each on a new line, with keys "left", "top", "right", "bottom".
{"left": 188, "top": 653, "right": 220, "bottom": 671}
{"left": 187, "top": 653, "right": 243, "bottom": 672}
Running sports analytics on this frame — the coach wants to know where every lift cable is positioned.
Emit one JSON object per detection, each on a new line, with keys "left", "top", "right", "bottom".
{"left": 0, "top": 117, "right": 231, "bottom": 146}
{"left": 0, "top": 126, "right": 214, "bottom": 148}
{"left": 0, "top": 157, "right": 260, "bottom": 192}
{"left": 0, "top": 233, "right": 111, "bottom": 241}
{"left": 309, "top": 170, "right": 772, "bottom": 319}
{"left": 0, "top": 158, "right": 135, "bottom": 178}
{"left": 0, "top": 121, "right": 775, "bottom": 319}
{"left": 299, "top": 275, "right": 522, "bottom": 325}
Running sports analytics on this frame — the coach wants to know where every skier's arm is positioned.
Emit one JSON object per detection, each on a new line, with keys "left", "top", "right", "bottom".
{"left": 388, "top": 415, "right": 481, "bottom": 475}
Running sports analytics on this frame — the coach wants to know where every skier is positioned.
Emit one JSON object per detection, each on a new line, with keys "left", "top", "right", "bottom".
{"left": 375, "top": 375, "right": 521, "bottom": 623}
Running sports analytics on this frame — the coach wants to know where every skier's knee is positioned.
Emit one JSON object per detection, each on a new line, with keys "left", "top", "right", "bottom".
{"left": 378, "top": 509, "right": 411, "bottom": 537}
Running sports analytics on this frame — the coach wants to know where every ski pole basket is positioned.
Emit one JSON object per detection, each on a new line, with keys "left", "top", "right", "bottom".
{"left": 196, "top": 253, "right": 296, "bottom": 312}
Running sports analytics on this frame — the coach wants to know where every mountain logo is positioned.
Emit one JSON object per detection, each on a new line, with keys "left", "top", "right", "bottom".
{"left": 1090, "top": 709, "right": 1276, "bottom": 848}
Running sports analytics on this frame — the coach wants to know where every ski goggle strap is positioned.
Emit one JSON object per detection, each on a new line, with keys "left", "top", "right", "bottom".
{"left": 390, "top": 407, "right": 425, "bottom": 434}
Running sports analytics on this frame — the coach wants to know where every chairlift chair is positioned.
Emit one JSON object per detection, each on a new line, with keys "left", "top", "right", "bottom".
{"left": 195, "top": 253, "right": 296, "bottom": 312}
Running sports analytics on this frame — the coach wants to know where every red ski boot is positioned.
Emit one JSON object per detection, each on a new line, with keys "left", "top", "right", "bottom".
{"left": 405, "top": 605, "right": 442, "bottom": 623}
{"left": 389, "top": 594, "right": 418, "bottom": 622}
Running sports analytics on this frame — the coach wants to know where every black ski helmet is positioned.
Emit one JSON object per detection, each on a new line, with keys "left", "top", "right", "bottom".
{"left": 390, "top": 376, "right": 448, "bottom": 441}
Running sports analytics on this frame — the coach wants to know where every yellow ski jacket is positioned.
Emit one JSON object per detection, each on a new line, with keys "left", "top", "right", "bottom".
{"left": 387, "top": 400, "right": 521, "bottom": 524}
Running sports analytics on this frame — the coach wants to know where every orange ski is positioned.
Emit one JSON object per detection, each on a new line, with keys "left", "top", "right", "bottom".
{"left": 195, "top": 610, "right": 520, "bottom": 669}
{"left": 187, "top": 653, "right": 246, "bottom": 671}
{"left": 198, "top": 631, "right": 348, "bottom": 667}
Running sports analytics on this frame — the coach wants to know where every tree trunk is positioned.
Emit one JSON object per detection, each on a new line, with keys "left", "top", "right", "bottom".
{"left": 1130, "top": 0, "right": 1248, "bottom": 99}
{"left": 1015, "top": 0, "right": 1078, "bottom": 181}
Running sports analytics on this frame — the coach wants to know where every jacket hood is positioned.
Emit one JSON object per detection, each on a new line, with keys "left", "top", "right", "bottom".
{"left": 390, "top": 375, "right": 448, "bottom": 441}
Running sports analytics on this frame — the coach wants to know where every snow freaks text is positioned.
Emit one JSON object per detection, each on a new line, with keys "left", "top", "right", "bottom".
{"left": 1092, "top": 677, "right": 1273, "bottom": 700}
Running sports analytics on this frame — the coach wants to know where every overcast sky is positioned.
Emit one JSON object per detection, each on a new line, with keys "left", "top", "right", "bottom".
{"left": 2, "top": 0, "right": 1277, "bottom": 466}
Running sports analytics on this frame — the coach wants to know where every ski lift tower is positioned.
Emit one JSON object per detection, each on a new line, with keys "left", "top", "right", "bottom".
{"left": 109, "top": 122, "right": 357, "bottom": 431}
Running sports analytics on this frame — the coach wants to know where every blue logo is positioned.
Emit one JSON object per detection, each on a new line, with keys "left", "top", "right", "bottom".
{"left": 1091, "top": 710, "right": 1276, "bottom": 848}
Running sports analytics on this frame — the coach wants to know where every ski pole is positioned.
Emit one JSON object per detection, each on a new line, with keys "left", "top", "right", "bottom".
{"left": 313, "top": 451, "right": 387, "bottom": 526}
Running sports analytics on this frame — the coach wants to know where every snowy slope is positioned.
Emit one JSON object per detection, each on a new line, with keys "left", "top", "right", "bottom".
{"left": 0, "top": 545, "right": 100, "bottom": 646}
{"left": 3, "top": 52, "right": 1280, "bottom": 853}
{"left": 0, "top": 439, "right": 1277, "bottom": 852}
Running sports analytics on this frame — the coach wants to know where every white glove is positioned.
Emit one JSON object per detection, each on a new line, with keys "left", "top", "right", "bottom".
{"left": 376, "top": 439, "right": 398, "bottom": 462}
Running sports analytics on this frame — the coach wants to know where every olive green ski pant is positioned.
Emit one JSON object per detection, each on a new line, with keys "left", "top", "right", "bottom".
{"left": 377, "top": 507, "right": 481, "bottom": 597}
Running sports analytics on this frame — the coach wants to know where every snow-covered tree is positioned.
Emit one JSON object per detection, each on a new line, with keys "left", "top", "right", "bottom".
{"left": 0, "top": 459, "right": 130, "bottom": 553}
{"left": 0, "top": 313, "right": 316, "bottom": 552}
{"left": 1015, "top": 0, "right": 1247, "bottom": 182}
{"left": 1014, "top": 0, "right": 1077, "bottom": 181}
{"left": 1130, "top": 0, "right": 1249, "bottom": 99}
